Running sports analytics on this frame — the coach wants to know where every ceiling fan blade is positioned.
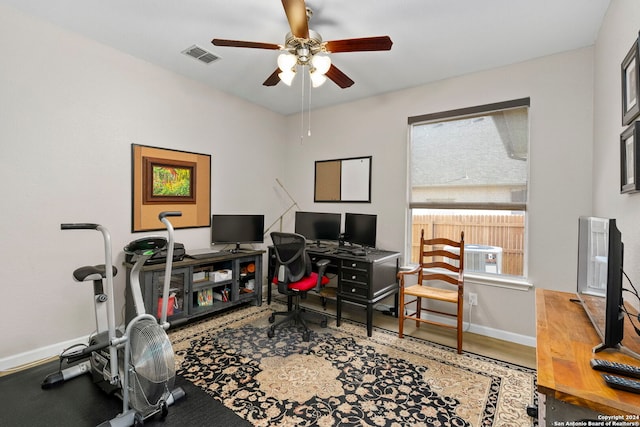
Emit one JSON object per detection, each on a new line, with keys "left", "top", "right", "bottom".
{"left": 282, "top": 0, "right": 309, "bottom": 39}
{"left": 326, "top": 64, "right": 354, "bottom": 88}
{"left": 212, "top": 39, "right": 281, "bottom": 50}
{"left": 324, "top": 36, "right": 393, "bottom": 53}
{"left": 263, "top": 69, "right": 281, "bottom": 87}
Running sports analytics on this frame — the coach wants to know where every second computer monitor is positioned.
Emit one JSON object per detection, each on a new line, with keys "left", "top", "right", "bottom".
{"left": 344, "top": 213, "right": 377, "bottom": 248}
{"left": 294, "top": 211, "right": 341, "bottom": 245}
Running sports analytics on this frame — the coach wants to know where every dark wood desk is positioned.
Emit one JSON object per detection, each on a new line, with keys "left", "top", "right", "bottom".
{"left": 267, "top": 246, "right": 401, "bottom": 337}
{"left": 536, "top": 288, "right": 640, "bottom": 423}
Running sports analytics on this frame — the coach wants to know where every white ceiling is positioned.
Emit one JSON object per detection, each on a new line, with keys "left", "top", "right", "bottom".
{"left": 1, "top": 0, "right": 610, "bottom": 115}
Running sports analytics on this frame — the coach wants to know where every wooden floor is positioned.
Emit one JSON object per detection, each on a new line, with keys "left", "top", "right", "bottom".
{"left": 296, "top": 293, "right": 537, "bottom": 370}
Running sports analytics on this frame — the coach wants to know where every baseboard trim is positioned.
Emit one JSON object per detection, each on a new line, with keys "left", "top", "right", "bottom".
{"left": 399, "top": 309, "right": 536, "bottom": 348}
{"left": 466, "top": 322, "right": 536, "bottom": 347}
{"left": 0, "top": 335, "right": 90, "bottom": 374}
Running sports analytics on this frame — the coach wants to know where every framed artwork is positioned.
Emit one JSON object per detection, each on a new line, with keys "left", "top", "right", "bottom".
{"left": 622, "top": 38, "right": 640, "bottom": 125}
{"left": 620, "top": 122, "right": 640, "bottom": 194}
{"left": 132, "top": 144, "right": 211, "bottom": 231}
{"left": 143, "top": 156, "right": 196, "bottom": 204}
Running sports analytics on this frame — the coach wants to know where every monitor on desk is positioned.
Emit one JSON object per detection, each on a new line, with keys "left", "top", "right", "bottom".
{"left": 294, "top": 211, "right": 341, "bottom": 247}
{"left": 344, "top": 213, "right": 377, "bottom": 249}
{"left": 211, "top": 214, "right": 264, "bottom": 252}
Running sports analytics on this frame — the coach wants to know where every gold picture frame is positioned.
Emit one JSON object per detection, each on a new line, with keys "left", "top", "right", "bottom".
{"left": 132, "top": 144, "right": 211, "bottom": 232}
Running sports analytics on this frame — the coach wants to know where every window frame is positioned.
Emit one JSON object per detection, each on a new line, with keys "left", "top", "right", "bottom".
{"left": 406, "top": 98, "right": 531, "bottom": 287}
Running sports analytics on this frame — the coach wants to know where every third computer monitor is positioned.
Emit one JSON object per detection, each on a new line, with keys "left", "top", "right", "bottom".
{"left": 344, "top": 213, "right": 377, "bottom": 248}
{"left": 294, "top": 211, "right": 341, "bottom": 246}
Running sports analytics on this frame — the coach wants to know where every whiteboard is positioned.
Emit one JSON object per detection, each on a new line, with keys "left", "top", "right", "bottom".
{"left": 341, "top": 157, "right": 371, "bottom": 201}
{"left": 314, "top": 156, "right": 371, "bottom": 203}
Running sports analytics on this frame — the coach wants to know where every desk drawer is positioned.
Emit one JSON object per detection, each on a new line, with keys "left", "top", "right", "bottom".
{"left": 340, "top": 270, "right": 368, "bottom": 284}
{"left": 340, "top": 282, "right": 368, "bottom": 298}
{"left": 341, "top": 259, "right": 368, "bottom": 270}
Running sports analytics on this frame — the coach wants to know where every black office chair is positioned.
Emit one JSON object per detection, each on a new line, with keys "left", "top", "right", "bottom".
{"left": 268, "top": 232, "right": 330, "bottom": 341}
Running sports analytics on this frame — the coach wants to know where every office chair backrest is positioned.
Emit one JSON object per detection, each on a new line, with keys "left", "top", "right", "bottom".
{"left": 270, "top": 232, "right": 311, "bottom": 284}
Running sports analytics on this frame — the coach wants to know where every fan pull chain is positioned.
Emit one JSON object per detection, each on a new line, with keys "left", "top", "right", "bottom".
{"left": 308, "top": 73, "right": 312, "bottom": 137}
{"left": 300, "top": 66, "right": 305, "bottom": 143}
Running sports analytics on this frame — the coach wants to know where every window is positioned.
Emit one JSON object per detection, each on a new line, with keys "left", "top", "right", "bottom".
{"left": 408, "top": 99, "right": 529, "bottom": 279}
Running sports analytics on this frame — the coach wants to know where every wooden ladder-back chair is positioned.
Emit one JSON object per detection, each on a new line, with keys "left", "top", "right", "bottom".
{"left": 398, "top": 230, "right": 465, "bottom": 354}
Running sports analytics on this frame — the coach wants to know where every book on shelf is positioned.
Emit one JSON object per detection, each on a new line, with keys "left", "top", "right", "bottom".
{"left": 197, "top": 288, "right": 213, "bottom": 306}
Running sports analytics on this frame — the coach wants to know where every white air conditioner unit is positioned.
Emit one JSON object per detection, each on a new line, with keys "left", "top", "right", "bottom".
{"left": 445, "top": 245, "right": 503, "bottom": 274}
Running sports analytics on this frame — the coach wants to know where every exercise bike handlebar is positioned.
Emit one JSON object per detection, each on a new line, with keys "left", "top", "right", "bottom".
{"left": 61, "top": 223, "right": 100, "bottom": 230}
{"left": 158, "top": 211, "right": 182, "bottom": 219}
{"left": 158, "top": 211, "right": 181, "bottom": 327}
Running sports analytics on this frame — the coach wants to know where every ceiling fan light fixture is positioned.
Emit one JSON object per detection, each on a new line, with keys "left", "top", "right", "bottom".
{"left": 310, "top": 72, "right": 327, "bottom": 88}
{"left": 278, "top": 69, "right": 296, "bottom": 86}
{"left": 311, "top": 54, "right": 331, "bottom": 75}
{"left": 277, "top": 52, "right": 297, "bottom": 72}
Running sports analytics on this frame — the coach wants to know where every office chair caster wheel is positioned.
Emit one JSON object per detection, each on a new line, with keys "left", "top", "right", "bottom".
{"left": 267, "top": 328, "right": 275, "bottom": 338}
{"left": 302, "top": 331, "right": 311, "bottom": 342}
{"left": 320, "top": 319, "right": 327, "bottom": 328}
{"left": 268, "top": 314, "right": 275, "bottom": 323}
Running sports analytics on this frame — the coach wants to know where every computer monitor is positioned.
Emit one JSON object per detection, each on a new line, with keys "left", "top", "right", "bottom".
{"left": 211, "top": 214, "right": 264, "bottom": 252}
{"left": 344, "top": 213, "right": 377, "bottom": 248}
{"left": 294, "top": 211, "right": 341, "bottom": 246}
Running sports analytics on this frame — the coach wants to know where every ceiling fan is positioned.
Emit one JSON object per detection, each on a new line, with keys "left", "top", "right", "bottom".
{"left": 211, "top": 0, "right": 393, "bottom": 89}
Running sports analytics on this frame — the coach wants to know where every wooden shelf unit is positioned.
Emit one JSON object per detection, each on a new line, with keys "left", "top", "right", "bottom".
{"left": 125, "top": 250, "right": 264, "bottom": 327}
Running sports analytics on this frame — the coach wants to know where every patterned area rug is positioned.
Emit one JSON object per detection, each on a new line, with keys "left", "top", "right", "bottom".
{"left": 169, "top": 303, "right": 536, "bottom": 427}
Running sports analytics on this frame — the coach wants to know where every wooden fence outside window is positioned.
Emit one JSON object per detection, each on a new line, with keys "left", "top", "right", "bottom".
{"left": 411, "top": 213, "right": 525, "bottom": 276}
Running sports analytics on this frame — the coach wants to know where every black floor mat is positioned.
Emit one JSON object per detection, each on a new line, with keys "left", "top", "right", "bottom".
{"left": 0, "top": 359, "right": 250, "bottom": 426}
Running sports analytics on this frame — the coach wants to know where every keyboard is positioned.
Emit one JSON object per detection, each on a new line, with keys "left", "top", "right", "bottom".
{"left": 187, "top": 250, "right": 227, "bottom": 259}
{"left": 308, "top": 246, "right": 332, "bottom": 253}
{"left": 602, "top": 374, "right": 640, "bottom": 394}
{"left": 335, "top": 248, "right": 366, "bottom": 256}
{"left": 590, "top": 358, "right": 640, "bottom": 379}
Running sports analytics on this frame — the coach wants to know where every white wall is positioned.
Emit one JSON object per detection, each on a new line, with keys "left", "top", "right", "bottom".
{"left": 593, "top": 1, "right": 640, "bottom": 311}
{"left": 0, "top": 4, "right": 288, "bottom": 366}
{"left": 280, "top": 47, "right": 596, "bottom": 341}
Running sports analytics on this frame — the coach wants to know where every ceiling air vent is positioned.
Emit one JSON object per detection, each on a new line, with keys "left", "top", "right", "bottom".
{"left": 182, "top": 45, "right": 220, "bottom": 64}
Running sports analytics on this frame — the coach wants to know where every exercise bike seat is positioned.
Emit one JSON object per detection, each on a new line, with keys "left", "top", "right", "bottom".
{"left": 73, "top": 265, "right": 118, "bottom": 282}
{"left": 124, "top": 236, "right": 167, "bottom": 256}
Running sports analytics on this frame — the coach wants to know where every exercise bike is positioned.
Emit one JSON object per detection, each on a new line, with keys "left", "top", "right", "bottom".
{"left": 42, "top": 211, "right": 186, "bottom": 426}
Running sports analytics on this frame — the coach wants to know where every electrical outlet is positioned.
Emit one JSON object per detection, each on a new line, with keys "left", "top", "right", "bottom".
{"left": 469, "top": 293, "right": 478, "bottom": 306}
